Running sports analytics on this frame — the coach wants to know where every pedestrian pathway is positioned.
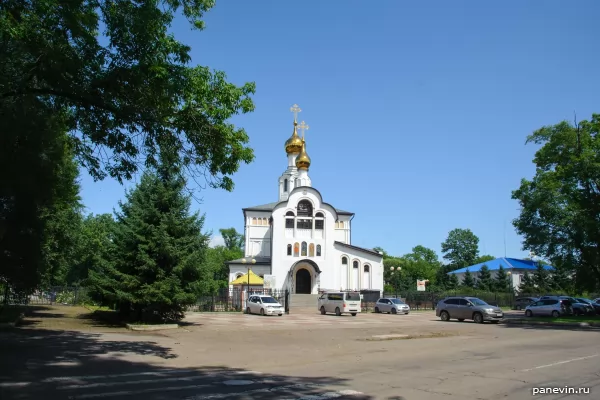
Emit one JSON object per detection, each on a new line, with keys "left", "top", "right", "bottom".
{"left": 0, "top": 368, "right": 368, "bottom": 399}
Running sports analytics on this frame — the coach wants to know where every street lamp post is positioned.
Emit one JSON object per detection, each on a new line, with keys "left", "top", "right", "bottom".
{"left": 388, "top": 266, "right": 401, "bottom": 295}
{"left": 241, "top": 257, "right": 256, "bottom": 294}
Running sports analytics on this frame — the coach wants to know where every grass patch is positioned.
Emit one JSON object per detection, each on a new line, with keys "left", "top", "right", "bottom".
{"left": 0, "top": 306, "right": 24, "bottom": 324}
{"left": 526, "top": 315, "right": 600, "bottom": 324}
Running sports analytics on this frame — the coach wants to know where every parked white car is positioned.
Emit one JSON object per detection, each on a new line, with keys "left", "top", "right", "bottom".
{"left": 246, "top": 295, "right": 284, "bottom": 316}
{"left": 374, "top": 298, "right": 410, "bottom": 314}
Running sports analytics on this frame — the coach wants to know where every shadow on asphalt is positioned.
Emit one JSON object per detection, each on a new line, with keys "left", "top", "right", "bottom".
{"left": 0, "top": 327, "right": 375, "bottom": 399}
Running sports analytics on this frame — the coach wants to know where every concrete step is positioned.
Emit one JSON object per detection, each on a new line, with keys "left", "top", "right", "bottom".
{"left": 290, "top": 294, "right": 318, "bottom": 307}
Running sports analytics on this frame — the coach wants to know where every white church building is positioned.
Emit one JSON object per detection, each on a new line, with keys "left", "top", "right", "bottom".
{"left": 227, "top": 105, "right": 384, "bottom": 294}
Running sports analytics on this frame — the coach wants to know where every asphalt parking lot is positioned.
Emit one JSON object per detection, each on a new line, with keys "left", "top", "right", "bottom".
{"left": 1, "top": 306, "right": 599, "bottom": 399}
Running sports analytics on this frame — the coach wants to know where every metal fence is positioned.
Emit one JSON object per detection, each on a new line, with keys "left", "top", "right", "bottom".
{"left": 188, "top": 288, "right": 289, "bottom": 313}
{"left": 1, "top": 286, "right": 88, "bottom": 306}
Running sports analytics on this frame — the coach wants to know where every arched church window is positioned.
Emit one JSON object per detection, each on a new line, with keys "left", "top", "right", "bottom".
{"left": 294, "top": 242, "right": 299, "bottom": 257}
{"left": 235, "top": 273, "right": 243, "bottom": 279}
{"left": 309, "top": 243, "right": 315, "bottom": 257}
{"left": 316, "top": 245, "right": 322, "bottom": 257}
{"left": 364, "top": 265, "right": 370, "bottom": 272}
{"left": 286, "top": 211, "right": 295, "bottom": 216}
{"left": 286, "top": 219, "right": 294, "bottom": 229}
{"left": 287, "top": 244, "right": 292, "bottom": 256}
{"left": 252, "top": 217, "right": 257, "bottom": 225}
{"left": 301, "top": 241, "right": 307, "bottom": 256}
{"left": 342, "top": 257, "right": 348, "bottom": 265}
{"left": 353, "top": 261, "right": 359, "bottom": 269}
{"left": 297, "top": 200, "right": 313, "bottom": 217}
{"left": 257, "top": 218, "right": 263, "bottom": 225}
{"left": 284, "top": 179, "right": 288, "bottom": 192}
{"left": 315, "top": 212, "right": 324, "bottom": 230}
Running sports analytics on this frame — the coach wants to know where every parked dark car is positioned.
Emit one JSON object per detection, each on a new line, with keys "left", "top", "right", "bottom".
{"left": 574, "top": 298, "right": 600, "bottom": 315}
{"left": 513, "top": 297, "right": 539, "bottom": 311}
{"left": 540, "top": 295, "right": 594, "bottom": 315}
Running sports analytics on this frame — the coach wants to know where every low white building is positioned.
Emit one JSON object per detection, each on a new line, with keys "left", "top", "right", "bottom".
{"left": 227, "top": 106, "right": 384, "bottom": 294}
{"left": 447, "top": 257, "right": 553, "bottom": 292}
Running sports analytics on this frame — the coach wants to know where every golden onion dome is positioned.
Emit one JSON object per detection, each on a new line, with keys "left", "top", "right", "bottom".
{"left": 284, "top": 120, "right": 304, "bottom": 154}
{"left": 295, "top": 140, "right": 311, "bottom": 170}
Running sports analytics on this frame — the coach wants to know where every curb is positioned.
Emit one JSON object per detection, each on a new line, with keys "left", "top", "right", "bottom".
{"left": 502, "top": 319, "right": 600, "bottom": 328}
{"left": 125, "top": 323, "right": 179, "bottom": 331}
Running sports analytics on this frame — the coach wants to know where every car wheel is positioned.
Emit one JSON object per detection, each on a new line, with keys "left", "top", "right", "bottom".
{"left": 551, "top": 310, "right": 560, "bottom": 318}
{"left": 458, "top": 318, "right": 465, "bottom": 322}
{"left": 525, "top": 309, "right": 533, "bottom": 317}
{"left": 374, "top": 307, "right": 380, "bottom": 313}
{"left": 320, "top": 306, "right": 326, "bottom": 315}
{"left": 473, "top": 312, "right": 484, "bottom": 324}
{"left": 260, "top": 308, "right": 265, "bottom": 316}
{"left": 440, "top": 311, "right": 450, "bottom": 321}
{"left": 391, "top": 308, "right": 397, "bottom": 314}
{"left": 246, "top": 307, "right": 251, "bottom": 315}
{"left": 516, "top": 305, "right": 522, "bottom": 310}
{"left": 351, "top": 313, "right": 357, "bottom": 316}
{"left": 335, "top": 307, "right": 341, "bottom": 316}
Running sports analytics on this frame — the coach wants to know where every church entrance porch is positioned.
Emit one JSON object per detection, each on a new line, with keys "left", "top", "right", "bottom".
{"left": 295, "top": 269, "right": 311, "bottom": 294}
{"left": 289, "top": 259, "right": 321, "bottom": 295}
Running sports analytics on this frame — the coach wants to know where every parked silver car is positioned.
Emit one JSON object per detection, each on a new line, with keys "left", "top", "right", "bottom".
{"left": 436, "top": 296, "right": 503, "bottom": 324}
{"left": 539, "top": 296, "right": 593, "bottom": 315}
{"left": 374, "top": 298, "right": 410, "bottom": 314}
{"left": 525, "top": 298, "right": 570, "bottom": 317}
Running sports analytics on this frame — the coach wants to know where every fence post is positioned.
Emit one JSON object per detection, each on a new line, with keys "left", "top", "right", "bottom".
{"left": 284, "top": 289, "right": 289, "bottom": 314}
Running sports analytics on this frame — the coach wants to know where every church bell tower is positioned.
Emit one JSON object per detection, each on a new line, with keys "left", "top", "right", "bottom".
{"left": 279, "top": 104, "right": 311, "bottom": 201}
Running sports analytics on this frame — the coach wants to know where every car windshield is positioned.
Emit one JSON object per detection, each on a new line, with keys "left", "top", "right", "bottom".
{"left": 260, "top": 297, "right": 278, "bottom": 304}
{"left": 468, "top": 298, "right": 488, "bottom": 306}
{"left": 390, "top": 299, "right": 405, "bottom": 304}
{"left": 577, "top": 298, "right": 592, "bottom": 304}
{"left": 346, "top": 292, "right": 361, "bottom": 301}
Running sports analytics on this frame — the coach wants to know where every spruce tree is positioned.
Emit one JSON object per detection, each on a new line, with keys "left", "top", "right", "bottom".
{"left": 90, "top": 154, "right": 213, "bottom": 322}
{"left": 494, "top": 265, "right": 510, "bottom": 292}
{"left": 519, "top": 271, "right": 536, "bottom": 294}
{"left": 476, "top": 265, "right": 494, "bottom": 291}
{"left": 448, "top": 273, "right": 460, "bottom": 290}
{"left": 462, "top": 269, "right": 475, "bottom": 288}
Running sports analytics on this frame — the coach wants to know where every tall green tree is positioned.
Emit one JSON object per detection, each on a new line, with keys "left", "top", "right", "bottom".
{"left": 475, "top": 255, "right": 495, "bottom": 264}
{"left": 71, "top": 213, "right": 117, "bottom": 287}
{"left": 462, "top": 269, "right": 475, "bottom": 288}
{"left": 441, "top": 228, "right": 480, "bottom": 269}
{"left": 512, "top": 114, "right": 600, "bottom": 292}
{"left": 494, "top": 264, "right": 510, "bottom": 292}
{"left": 0, "top": 102, "right": 80, "bottom": 293}
{"left": 1, "top": 0, "right": 255, "bottom": 188}
{"left": 219, "top": 228, "right": 244, "bottom": 251}
{"left": 89, "top": 155, "right": 214, "bottom": 321}
{"left": 476, "top": 265, "right": 494, "bottom": 291}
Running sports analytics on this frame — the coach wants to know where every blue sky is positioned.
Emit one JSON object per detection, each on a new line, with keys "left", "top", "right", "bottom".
{"left": 79, "top": 0, "right": 600, "bottom": 262}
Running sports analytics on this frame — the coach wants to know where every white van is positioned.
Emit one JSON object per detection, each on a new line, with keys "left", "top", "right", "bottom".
{"left": 318, "top": 291, "right": 362, "bottom": 316}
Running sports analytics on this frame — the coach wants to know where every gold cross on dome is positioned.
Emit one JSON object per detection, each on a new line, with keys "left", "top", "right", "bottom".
{"left": 290, "top": 104, "right": 301, "bottom": 121}
{"left": 297, "top": 121, "right": 309, "bottom": 139}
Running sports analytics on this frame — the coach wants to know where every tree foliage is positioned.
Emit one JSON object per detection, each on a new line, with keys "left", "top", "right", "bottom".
{"left": 0, "top": 119, "right": 81, "bottom": 291}
{"left": 462, "top": 269, "right": 475, "bottom": 288}
{"left": 441, "top": 228, "right": 480, "bottom": 269}
{"left": 519, "top": 271, "right": 536, "bottom": 294}
{"left": 88, "top": 156, "right": 214, "bottom": 322}
{"left": 494, "top": 264, "right": 510, "bottom": 292}
{"left": 1, "top": 0, "right": 255, "bottom": 190}
{"left": 476, "top": 265, "right": 493, "bottom": 291}
{"left": 219, "top": 228, "right": 244, "bottom": 251}
{"left": 512, "top": 114, "right": 600, "bottom": 291}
